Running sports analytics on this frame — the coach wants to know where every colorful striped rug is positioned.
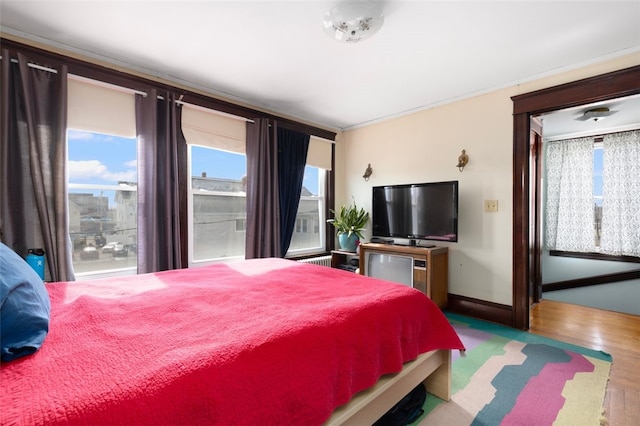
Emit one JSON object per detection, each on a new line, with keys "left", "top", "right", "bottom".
{"left": 418, "top": 313, "right": 612, "bottom": 426}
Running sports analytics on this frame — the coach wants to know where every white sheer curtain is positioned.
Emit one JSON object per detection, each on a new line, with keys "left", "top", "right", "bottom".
{"left": 601, "top": 130, "right": 640, "bottom": 257}
{"left": 544, "top": 137, "right": 595, "bottom": 252}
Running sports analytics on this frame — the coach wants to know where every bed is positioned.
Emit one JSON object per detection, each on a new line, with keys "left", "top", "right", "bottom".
{"left": 1, "top": 257, "right": 464, "bottom": 425}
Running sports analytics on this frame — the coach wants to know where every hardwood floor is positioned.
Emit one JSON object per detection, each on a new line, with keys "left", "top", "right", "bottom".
{"left": 530, "top": 300, "right": 640, "bottom": 426}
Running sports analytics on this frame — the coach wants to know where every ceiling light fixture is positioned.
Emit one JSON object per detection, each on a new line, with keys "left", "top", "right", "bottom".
{"left": 577, "top": 107, "right": 617, "bottom": 122}
{"left": 322, "top": 1, "right": 385, "bottom": 43}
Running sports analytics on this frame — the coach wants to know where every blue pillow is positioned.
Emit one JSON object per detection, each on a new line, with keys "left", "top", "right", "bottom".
{"left": 0, "top": 242, "right": 51, "bottom": 362}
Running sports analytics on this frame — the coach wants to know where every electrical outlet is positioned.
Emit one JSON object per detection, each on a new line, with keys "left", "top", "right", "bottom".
{"left": 484, "top": 200, "right": 498, "bottom": 212}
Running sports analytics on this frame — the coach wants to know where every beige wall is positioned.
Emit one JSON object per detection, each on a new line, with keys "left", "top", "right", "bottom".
{"left": 335, "top": 52, "right": 640, "bottom": 306}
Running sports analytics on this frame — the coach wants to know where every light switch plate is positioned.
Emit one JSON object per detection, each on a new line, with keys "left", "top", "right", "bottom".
{"left": 484, "top": 200, "right": 498, "bottom": 212}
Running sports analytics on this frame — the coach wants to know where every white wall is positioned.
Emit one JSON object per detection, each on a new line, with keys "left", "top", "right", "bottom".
{"left": 336, "top": 52, "right": 640, "bottom": 307}
{"left": 540, "top": 250, "right": 640, "bottom": 315}
{"left": 541, "top": 248, "right": 640, "bottom": 315}
{"left": 541, "top": 251, "right": 639, "bottom": 283}
{"left": 543, "top": 280, "right": 640, "bottom": 316}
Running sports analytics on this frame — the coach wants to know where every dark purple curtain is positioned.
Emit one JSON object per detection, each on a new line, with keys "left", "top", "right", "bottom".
{"left": 277, "top": 128, "right": 310, "bottom": 255}
{"left": 135, "top": 90, "right": 187, "bottom": 273}
{"left": 245, "top": 118, "right": 280, "bottom": 258}
{"left": 0, "top": 51, "right": 75, "bottom": 281}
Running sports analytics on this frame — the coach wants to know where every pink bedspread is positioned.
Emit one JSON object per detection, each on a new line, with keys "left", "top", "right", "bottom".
{"left": 1, "top": 258, "right": 464, "bottom": 425}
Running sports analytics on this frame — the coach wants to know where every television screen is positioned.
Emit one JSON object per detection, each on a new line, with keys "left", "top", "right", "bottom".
{"left": 366, "top": 252, "right": 414, "bottom": 288}
{"left": 372, "top": 181, "right": 458, "bottom": 243}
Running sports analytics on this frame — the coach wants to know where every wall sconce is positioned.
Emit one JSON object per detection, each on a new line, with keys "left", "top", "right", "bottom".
{"left": 363, "top": 163, "right": 373, "bottom": 181}
{"left": 456, "top": 149, "right": 469, "bottom": 172}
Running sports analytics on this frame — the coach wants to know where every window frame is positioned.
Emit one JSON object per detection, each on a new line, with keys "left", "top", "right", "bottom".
{"left": 187, "top": 145, "right": 330, "bottom": 265}
{"left": 187, "top": 144, "right": 247, "bottom": 266}
{"left": 67, "top": 134, "right": 139, "bottom": 279}
{"left": 548, "top": 136, "right": 639, "bottom": 262}
{"left": 285, "top": 167, "right": 327, "bottom": 257}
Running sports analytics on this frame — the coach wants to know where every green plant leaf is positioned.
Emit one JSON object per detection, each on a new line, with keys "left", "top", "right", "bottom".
{"left": 327, "top": 199, "right": 370, "bottom": 240}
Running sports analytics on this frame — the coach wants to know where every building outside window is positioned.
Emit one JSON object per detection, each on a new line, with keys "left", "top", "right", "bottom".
{"left": 189, "top": 145, "right": 326, "bottom": 263}
{"left": 288, "top": 166, "right": 326, "bottom": 254}
{"left": 189, "top": 146, "right": 246, "bottom": 262}
{"left": 593, "top": 143, "right": 603, "bottom": 247}
{"left": 67, "top": 129, "right": 137, "bottom": 275}
{"left": 181, "top": 104, "right": 331, "bottom": 264}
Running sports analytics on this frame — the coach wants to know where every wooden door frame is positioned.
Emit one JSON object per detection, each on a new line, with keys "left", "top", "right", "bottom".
{"left": 529, "top": 118, "right": 543, "bottom": 305}
{"left": 511, "top": 65, "right": 640, "bottom": 330}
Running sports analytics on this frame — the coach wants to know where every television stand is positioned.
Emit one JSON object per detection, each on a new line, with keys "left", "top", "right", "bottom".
{"left": 359, "top": 243, "right": 448, "bottom": 308}
{"left": 330, "top": 250, "right": 360, "bottom": 272}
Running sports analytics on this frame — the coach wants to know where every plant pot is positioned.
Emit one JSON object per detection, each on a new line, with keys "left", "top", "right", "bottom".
{"left": 338, "top": 233, "right": 359, "bottom": 252}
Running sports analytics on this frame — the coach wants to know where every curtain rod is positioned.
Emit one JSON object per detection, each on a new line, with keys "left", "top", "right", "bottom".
{"left": 1, "top": 58, "right": 251, "bottom": 115}
{"left": 1, "top": 55, "right": 334, "bottom": 140}
{"left": 1, "top": 56, "right": 152, "bottom": 99}
{"left": 0, "top": 55, "right": 58, "bottom": 73}
{"left": 0, "top": 58, "right": 153, "bottom": 98}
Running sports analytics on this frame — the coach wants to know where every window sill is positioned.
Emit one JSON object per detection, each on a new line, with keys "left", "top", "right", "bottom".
{"left": 549, "top": 250, "right": 640, "bottom": 263}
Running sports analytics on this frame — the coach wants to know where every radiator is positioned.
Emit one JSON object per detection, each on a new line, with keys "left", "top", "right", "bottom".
{"left": 297, "top": 255, "right": 332, "bottom": 267}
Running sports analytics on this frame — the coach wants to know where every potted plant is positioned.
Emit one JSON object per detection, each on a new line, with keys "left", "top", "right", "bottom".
{"left": 327, "top": 200, "right": 370, "bottom": 252}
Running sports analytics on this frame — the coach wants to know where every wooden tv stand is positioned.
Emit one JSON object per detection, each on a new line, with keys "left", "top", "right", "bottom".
{"left": 359, "top": 243, "right": 448, "bottom": 308}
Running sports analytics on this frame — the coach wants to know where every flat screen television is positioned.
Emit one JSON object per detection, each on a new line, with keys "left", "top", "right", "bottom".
{"left": 372, "top": 181, "right": 458, "bottom": 244}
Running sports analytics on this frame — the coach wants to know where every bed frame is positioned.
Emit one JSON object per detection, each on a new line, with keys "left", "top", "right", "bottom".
{"left": 325, "top": 349, "right": 451, "bottom": 425}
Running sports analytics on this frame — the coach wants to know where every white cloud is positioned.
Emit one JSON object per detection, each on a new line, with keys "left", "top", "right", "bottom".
{"left": 69, "top": 160, "right": 136, "bottom": 183}
{"left": 69, "top": 160, "right": 106, "bottom": 178}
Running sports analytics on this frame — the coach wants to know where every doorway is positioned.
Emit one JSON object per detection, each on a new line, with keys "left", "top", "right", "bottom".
{"left": 510, "top": 65, "right": 640, "bottom": 330}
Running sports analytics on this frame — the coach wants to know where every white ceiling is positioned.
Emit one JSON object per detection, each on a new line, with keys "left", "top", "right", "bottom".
{"left": 540, "top": 94, "right": 640, "bottom": 140}
{"left": 1, "top": 1, "right": 639, "bottom": 132}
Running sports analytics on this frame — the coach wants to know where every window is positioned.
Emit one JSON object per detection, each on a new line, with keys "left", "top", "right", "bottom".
{"left": 593, "top": 143, "right": 603, "bottom": 247}
{"left": 3, "top": 40, "right": 336, "bottom": 278}
{"left": 66, "top": 75, "right": 138, "bottom": 276}
{"left": 182, "top": 105, "right": 332, "bottom": 263}
{"left": 67, "top": 130, "right": 137, "bottom": 275}
{"left": 295, "top": 219, "right": 307, "bottom": 233}
{"left": 188, "top": 147, "right": 327, "bottom": 261}
{"left": 189, "top": 145, "right": 247, "bottom": 262}
{"left": 287, "top": 166, "right": 326, "bottom": 255}
{"left": 545, "top": 130, "right": 640, "bottom": 258}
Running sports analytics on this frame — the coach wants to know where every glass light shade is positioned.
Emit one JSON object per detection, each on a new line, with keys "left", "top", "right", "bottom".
{"left": 322, "top": 1, "right": 384, "bottom": 43}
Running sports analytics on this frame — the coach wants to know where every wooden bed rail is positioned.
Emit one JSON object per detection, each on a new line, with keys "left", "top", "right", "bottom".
{"left": 325, "top": 349, "right": 451, "bottom": 425}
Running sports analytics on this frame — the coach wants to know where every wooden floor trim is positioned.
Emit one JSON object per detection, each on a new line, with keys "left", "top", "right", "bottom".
{"left": 542, "top": 269, "right": 640, "bottom": 292}
{"left": 446, "top": 293, "right": 512, "bottom": 327}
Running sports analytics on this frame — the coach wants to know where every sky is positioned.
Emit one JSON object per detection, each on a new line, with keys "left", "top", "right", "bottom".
{"left": 67, "top": 129, "right": 319, "bottom": 194}
{"left": 594, "top": 146, "right": 603, "bottom": 203}
{"left": 68, "top": 130, "right": 137, "bottom": 185}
